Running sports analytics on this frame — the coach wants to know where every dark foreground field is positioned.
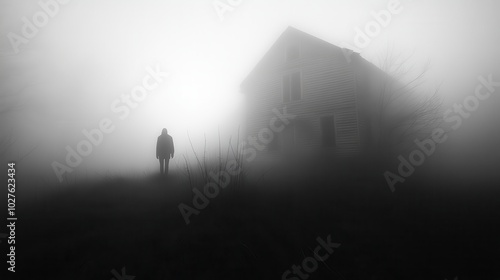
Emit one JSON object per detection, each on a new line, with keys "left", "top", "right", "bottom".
{"left": 10, "top": 166, "right": 500, "bottom": 280}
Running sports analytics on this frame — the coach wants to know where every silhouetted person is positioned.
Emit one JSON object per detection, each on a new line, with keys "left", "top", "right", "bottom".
{"left": 157, "top": 128, "right": 174, "bottom": 176}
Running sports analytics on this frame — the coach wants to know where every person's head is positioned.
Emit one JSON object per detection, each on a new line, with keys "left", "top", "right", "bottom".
{"left": 162, "top": 128, "right": 167, "bottom": 135}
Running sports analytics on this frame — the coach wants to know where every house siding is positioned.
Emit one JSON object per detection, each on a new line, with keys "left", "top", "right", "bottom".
{"left": 244, "top": 49, "right": 361, "bottom": 157}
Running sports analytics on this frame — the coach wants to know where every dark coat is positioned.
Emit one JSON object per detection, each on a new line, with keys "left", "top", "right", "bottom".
{"left": 157, "top": 134, "right": 174, "bottom": 158}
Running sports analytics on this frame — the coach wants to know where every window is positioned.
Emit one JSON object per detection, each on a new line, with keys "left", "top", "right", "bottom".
{"left": 282, "top": 71, "right": 301, "bottom": 102}
{"left": 286, "top": 44, "right": 300, "bottom": 61}
{"left": 320, "top": 116, "right": 336, "bottom": 147}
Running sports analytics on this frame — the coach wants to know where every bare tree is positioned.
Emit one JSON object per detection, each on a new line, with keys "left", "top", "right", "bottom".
{"left": 368, "top": 49, "right": 445, "bottom": 164}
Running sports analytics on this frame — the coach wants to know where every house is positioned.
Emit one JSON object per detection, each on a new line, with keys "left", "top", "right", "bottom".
{"left": 241, "top": 27, "right": 386, "bottom": 163}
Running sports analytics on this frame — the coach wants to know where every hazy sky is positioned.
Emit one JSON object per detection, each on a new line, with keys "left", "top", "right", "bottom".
{"left": 1, "top": 0, "right": 499, "bottom": 184}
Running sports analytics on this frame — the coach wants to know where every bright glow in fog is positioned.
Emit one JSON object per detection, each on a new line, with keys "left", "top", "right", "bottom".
{"left": 1, "top": 0, "right": 500, "bottom": 184}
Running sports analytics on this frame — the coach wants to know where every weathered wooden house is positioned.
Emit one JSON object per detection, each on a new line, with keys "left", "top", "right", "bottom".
{"left": 241, "top": 27, "right": 386, "bottom": 162}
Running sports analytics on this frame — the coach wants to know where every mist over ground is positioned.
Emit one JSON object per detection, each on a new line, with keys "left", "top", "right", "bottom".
{"left": 1, "top": 0, "right": 499, "bottom": 187}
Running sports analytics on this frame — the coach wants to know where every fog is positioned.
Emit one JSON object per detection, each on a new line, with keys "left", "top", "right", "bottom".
{"left": 1, "top": 0, "right": 499, "bottom": 186}
{"left": 4, "top": 2, "right": 500, "bottom": 278}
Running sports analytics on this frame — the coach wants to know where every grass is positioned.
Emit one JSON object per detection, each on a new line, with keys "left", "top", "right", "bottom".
{"left": 11, "top": 157, "right": 500, "bottom": 280}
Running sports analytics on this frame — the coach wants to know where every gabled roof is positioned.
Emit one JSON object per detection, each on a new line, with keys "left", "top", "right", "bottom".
{"left": 240, "top": 26, "right": 362, "bottom": 91}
